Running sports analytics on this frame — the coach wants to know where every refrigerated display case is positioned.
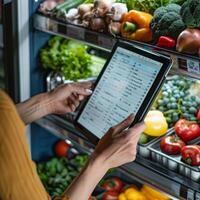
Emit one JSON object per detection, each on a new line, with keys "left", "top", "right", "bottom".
{"left": 11, "top": 1, "right": 200, "bottom": 199}
{"left": 0, "top": 0, "right": 21, "bottom": 102}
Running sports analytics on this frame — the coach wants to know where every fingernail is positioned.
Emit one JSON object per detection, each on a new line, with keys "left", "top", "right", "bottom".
{"left": 85, "top": 89, "right": 93, "bottom": 94}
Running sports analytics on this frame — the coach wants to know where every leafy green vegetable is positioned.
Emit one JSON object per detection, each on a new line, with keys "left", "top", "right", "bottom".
{"left": 125, "top": 0, "right": 172, "bottom": 14}
{"left": 37, "top": 157, "right": 79, "bottom": 197}
{"left": 180, "top": 0, "right": 200, "bottom": 28}
{"left": 40, "top": 36, "right": 93, "bottom": 81}
{"left": 151, "top": 4, "right": 185, "bottom": 41}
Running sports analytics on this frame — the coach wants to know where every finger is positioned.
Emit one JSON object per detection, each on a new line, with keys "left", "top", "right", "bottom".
{"left": 76, "top": 81, "right": 92, "bottom": 89}
{"left": 71, "top": 84, "right": 93, "bottom": 96}
{"left": 111, "top": 114, "right": 134, "bottom": 135}
{"left": 128, "top": 121, "right": 146, "bottom": 137}
{"left": 78, "top": 95, "right": 85, "bottom": 101}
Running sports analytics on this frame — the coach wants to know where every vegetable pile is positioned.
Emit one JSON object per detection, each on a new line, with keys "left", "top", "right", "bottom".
{"left": 37, "top": 152, "right": 89, "bottom": 197}
{"left": 37, "top": 157, "right": 79, "bottom": 197}
{"left": 39, "top": 0, "right": 200, "bottom": 56}
{"left": 40, "top": 36, "right": 105, "bottom": 80}
{"left": 152, "top": 75, "right": 200, "bottom": 127}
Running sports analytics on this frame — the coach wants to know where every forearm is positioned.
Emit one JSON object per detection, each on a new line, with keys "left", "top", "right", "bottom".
{"left": 62, "top": 157, "right": 107, "bottom": 200}
{"left": 16, "top": 92, "right": 52, "bottom": 125}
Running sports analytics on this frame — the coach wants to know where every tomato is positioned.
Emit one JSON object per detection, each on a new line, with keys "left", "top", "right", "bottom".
{"left": 54, "top": 140, "right": 71, "bottom": 157}
{"left": 102, "top": 191, "right": 119, "bottom": 200}
{"left": 102, "top": 177, "right": 124, "bottom": 192}
{"left": 181, "top": 145, "right": 200, "bottom": 166}
{"left": 174, "top": 119, "right": 200, "bottom": 142}
{"left": 160, "top": 135, "right": 185, "bottom": 155}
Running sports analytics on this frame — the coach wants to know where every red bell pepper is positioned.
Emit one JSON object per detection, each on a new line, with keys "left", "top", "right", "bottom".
{"left": 197, "top": 109, "right": 200, "bottom": 121}
{"left": 174, "top": 119, "right": 200, "bottom": 142}
{"left": 181, "top": 145, "right": 200, "bottom": 166}
{"left": 160, "top": 135, "right": 185, "bottom": 155}
{"left": 156, "top": 36, "right": 176, "bottom": 48}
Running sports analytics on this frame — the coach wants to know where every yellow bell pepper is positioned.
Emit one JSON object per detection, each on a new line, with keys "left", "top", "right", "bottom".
{"left": 121, "top": 10, "right": 153, "bottom": 42}
{"left": 144, "top": 110, "right": 168, "bottom": 137}
{"left": 118, "top": 187, "right": 147, "bottom": 200}
{"left": 141, "top": 185, "right": 170, "bottom": 200}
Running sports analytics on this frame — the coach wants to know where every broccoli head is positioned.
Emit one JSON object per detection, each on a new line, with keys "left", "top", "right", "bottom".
{"left": 151, "top": 3, "right": 185, "bottom": 41}
{"left": 180, "top": 0, "right": 200, "bottom": 28}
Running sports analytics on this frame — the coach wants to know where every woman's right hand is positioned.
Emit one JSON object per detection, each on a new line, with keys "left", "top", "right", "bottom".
{"left": 62, "top": 115, "right": 145, "bottom": 200}
{"left": 92, "top": 114, "right": 145, "bottom": 170}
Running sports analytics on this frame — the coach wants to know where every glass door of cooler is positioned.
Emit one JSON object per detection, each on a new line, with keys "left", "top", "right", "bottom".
{"left": 0, "top": 0, "right": 20, "bottom": 102}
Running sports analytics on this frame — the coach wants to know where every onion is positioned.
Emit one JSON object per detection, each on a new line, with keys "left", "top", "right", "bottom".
{"left": 90, "top": 18, "right": 106, "bottom": 32}
{"left": 110, "top": 3, "right": 128, "bottom": 21}
{"left": 66, "top": 8, "right": 79, "bottom": 20}
{"left": 176, "top": 28, "right": 200, "bottom": 57}
{"left": 78, "top": 4, "right": 93, "bottom": 18}
{"left": 108, "top": 22, "right": 121, "bottom": 36}
{"left": 39, "top": 0, "right": 57, "bottom": 13}
{"left": 93, "top": 0, "right": 112, "bottom": 17}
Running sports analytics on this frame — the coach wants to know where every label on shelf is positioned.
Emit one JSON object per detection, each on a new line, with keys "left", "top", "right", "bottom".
{"left": 187, "top": 59, "right": 200, "bottom": 75}
{"left": 48, "top": 19, "right": 58, "bottom": 32}
{"left": 67, "top": 25, "right": 85, "bottom": 40}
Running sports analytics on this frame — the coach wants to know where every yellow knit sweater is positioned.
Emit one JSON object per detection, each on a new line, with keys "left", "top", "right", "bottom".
{"left": 0, "top": 90, "right": 70, "bottom": 200}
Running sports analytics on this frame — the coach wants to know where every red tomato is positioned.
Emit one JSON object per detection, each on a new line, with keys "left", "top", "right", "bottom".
{"left": 175, "top": 119, "right": 200, "bottom": 142}
{"left": 102, "top": 177, "right": 124, "bottom": 192}
{"left": 102, "top": 191, "right": 119, "bottom": 200}
{"left": 160, "top": 135, "right": 185, "bottom": 155}
{"left": 54, "top": 140, "right": 71, "bottom": 157}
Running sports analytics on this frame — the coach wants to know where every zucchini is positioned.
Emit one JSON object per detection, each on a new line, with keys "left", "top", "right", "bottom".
{"left": 52, "top": 0, "right": 85, "bottom": 13}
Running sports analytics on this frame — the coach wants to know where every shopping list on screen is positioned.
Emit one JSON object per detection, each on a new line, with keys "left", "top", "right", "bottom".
{"left": 78, "top": 47, "right": 163, "bottom": 138}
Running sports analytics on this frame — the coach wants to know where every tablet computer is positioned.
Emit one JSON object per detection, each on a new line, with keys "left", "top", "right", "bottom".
{"left": 75, "top": 41, "right": 172, "bottom": 144}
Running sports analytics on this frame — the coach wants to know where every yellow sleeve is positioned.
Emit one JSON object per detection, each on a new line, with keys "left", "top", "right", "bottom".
{"left": 0, "top": 90, "right": 51, "bottom": 200}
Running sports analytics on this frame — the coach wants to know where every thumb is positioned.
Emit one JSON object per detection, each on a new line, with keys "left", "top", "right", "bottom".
{"left": 111, "top": 114, "right": 134, "bottom": 135}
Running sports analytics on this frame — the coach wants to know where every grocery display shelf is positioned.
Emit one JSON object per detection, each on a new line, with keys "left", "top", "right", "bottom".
{"left": 33, "top": 13, "right": 200, "bottom": 80}
{"left": 35, "top": 114, "right": 200, "bottom": 200}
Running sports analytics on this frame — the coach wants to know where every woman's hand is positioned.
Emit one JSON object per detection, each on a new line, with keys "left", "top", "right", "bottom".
{"left": 16, "top": 82, "right": 92, "bottom": 125}
{"left": 92, "top": 114, "right": 145, "bottom": 170}
{"left": 63, "top": 115, "right": 145, "bottom": 200}
{"left": 47, "top": 82, "right": 92, "bottom": 114}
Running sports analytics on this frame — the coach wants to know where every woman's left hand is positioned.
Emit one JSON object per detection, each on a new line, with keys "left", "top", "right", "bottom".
{"left": 47, "top": 82, "right": 92, "bottom": 114}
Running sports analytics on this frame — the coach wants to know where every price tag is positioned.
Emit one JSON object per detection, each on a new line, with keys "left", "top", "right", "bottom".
{"left": 67, "top": 25, "right": 85, "bottom": 40}
{"left": 34, "top": 14, "right": 47, "bottom": 30}
{"left": 98, "top": 36, "right": 115, "bottom": 50}
{"left": 187, "top": 59, "right": 200, "bottom": 75}
{"left": 48, "top": 19, "right": 58, "bottom": 32}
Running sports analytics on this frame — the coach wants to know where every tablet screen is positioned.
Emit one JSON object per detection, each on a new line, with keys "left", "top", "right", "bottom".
{"left": 78, "top": 47, "right": 163, "bottom": 138}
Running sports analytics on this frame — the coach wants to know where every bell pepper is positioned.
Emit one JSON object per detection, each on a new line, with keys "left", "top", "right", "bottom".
{"left": 144, "top": 110, "right": 168, "bottom": 137}
{"left": 156, "top": 36, "right": 176, "bottom": 49}
{"left": 160, "top": 135, "right": 185, "bottom": 155}
{"left": 174, "top": 119, "right": 200, "bottom": 142}
{"left": 141, "top": 185, "right": 170, "bottom": 200}
{"left": 197, "top": 109, "right": 200, "bottom": 121}
{"left": 181, "top": 145, "right": 200, "bottom": 166}
{"left": 121, "top": 10, "right": 153, "bottom": 42}
{"left": 118, "top": 187, "right": 146, "bottom": 200}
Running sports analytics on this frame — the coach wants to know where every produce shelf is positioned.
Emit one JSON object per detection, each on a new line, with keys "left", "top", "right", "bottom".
{"left": 33, "top": 13, "right": 200, "bottom": 80}
{"left": 35, "top": 114, "right": 200, "bottom": 200}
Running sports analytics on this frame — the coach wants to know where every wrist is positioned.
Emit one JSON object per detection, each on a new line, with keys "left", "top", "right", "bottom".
{"left": 88, "top": 153, "right": 109, "bottom": 174}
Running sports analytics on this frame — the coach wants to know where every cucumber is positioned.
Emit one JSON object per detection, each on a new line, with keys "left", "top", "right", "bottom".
{"left": 52, "top": 0, "right": 85, "bottom": 13}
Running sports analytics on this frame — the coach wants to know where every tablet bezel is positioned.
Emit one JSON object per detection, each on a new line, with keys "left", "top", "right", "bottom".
{"left": 75, "top": 41, "right": 172, "bottom": 144}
